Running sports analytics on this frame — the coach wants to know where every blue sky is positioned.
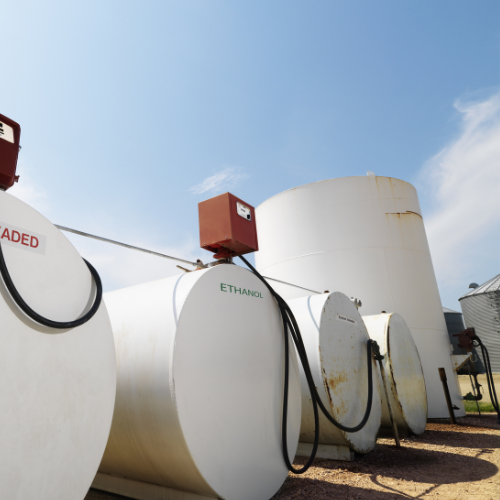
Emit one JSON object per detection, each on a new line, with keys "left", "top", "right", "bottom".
{"left": 2, "top": 1, "right": 499, "bottom": 310}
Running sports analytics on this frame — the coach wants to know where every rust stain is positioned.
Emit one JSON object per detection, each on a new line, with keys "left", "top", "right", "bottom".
{"left": 386, "top": 210, "right": 422, "bottom": 219}
{"left": 324, "top": 377, "right": 349, "bottom": 420}
{"left": 405, "top": 210, "right": 422, "bottom": 218}
{"left": 387, "top": 325, "right": 399, "bottom": 404}
{"left": 323, "top": 378, "right": 334, "bottom": 409}
{"left": 328, "top": 372, "right": 349, "bottom": 389}
{"left": 322, "top": 367, "right": 351, "bottom": 419}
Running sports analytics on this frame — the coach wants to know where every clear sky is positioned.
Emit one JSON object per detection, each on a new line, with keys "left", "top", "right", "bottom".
{"left": 2, "top": 1, "right": 499, "bottom": 310}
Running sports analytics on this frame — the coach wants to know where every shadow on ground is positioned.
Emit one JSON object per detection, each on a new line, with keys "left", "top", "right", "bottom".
{"left": 86, "top": 489, "right": 129, "bottom": 500}
{"left": 404, "top": 429, "right": 500, "bottom": 450}
{"left": 274, "top": 478, "right": 411, "bottom": 499}
{"left": 271, "top": 437, "right": 498, "bottom": 499}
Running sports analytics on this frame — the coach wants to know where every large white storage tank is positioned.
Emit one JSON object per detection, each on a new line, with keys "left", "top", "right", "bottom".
{"left": 0, "top": 191, "right": 116, "bottom": 500}
{"left": 254, "top": 175, "right": 464, "bottom": 418}
{"left": 288, "top": 292, "right": 382, "bottom": 461}
{"left": 93, "top": 264, "right": 301, "bottom": 500}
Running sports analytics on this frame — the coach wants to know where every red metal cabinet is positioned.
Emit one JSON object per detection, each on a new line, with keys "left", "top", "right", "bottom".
{"left": 199, "top": 192, "right": 259, "bottom": 259}
{"left": 0, "top": 114, "right": 21, "bottom": 191}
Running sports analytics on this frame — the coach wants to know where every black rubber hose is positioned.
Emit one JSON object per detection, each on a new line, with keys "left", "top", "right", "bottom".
{"left": 239, "top": 255, "right": 374, "bottom": 473}
{"left": 240, "top": 256, "right": 374, "bottom": 431}
{"left": 238, "top": 256, "right": 320, "bottom": 473}
{"left": 476, "top": 340, "right": 500, "bottom": 416}
{"left": 483, "top": 347, "right": 499, "bottom": 408}
{"left": 280, "top": 304, "right": 320, "bottom": 474}
{"left": 280, "top": 290, "right": 374, "bottom": 433}
{"left": 470, "top": 370, "right": 483, "bottom": 401}
{"left": 0, "top": 241, "right": 102, "bottom": 329}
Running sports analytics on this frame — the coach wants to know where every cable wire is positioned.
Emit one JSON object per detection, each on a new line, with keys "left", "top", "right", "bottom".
{"left": 0, "top": 241, "right": 102, "bottom": 329}
{"left": 469, "top": 333, "right": 500, "bottom": 423}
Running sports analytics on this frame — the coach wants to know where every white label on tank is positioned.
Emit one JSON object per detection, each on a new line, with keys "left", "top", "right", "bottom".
{"left": 236, "top": 202, "right": 251, "bottom": 221}
{"left": 335, "top": 313, "right": 357, "bottom": 326}
{"left": 0, "top": 122, "right": 15, "bottom": 143}
{"left": 0, "top": 222, "right": 46, "bottom": 255}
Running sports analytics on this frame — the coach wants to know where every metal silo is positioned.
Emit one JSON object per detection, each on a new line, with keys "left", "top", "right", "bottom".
{"left": 459, "top": 274, "right": 500, "bottom": 373}
{"left": 254, "top": 175, "right": 464, "bottom": 418}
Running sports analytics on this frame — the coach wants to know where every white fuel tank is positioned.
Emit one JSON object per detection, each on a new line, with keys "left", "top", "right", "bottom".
{"left": 288, "top": 292, "right": 382, "bottom": 460}
{"left": 363, "top": 313, "right": 427, "bottom": 436}
{"left": 94, "top": 264, "right": 301, "bottom": 500}
{"left": 0, "top": 191, "right": 116, "bottom": 500}
{"left": 255, "top": 176, "right": 464, "bottom": 418}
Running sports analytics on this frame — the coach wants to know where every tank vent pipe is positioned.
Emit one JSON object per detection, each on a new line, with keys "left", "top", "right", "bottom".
{"left": 439, "top": 368, "right": 457, "bottom": 425}
{"left": 56, "top": 225, "right": 319, "bottom": 294}
{"left": 56, "top": 225, "right": 202, "bottom": 268}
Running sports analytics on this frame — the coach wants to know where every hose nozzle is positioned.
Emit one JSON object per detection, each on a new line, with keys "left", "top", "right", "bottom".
{"left": 371, "top": 340, "right": 384, "bottom": 361}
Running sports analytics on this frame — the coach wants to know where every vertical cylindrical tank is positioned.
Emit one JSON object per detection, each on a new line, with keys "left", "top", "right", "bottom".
{"left": 0, "top": 191, "right": 116, "bottom": 500}
{"left": 363, "top": 313, "right": 427, "bottom": 436}
{"left": 94, "top": 264, "right": 301, "bottom": 500}
{"left": 254, "top": 176, "right": 464, "bottom": 418}
{"left": 459, "top": 274, "right": 500, "bottom": 373}
{"left": 287, "top": 292, "right": 382, "bottom": 458}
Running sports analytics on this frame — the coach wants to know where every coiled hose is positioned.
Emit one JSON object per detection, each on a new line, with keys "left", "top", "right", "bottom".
{"left": 239, "top": 256, "right": 375, "bottom": 474}
{"left": 0, "top": 241, "right": 102, "bottom": 329}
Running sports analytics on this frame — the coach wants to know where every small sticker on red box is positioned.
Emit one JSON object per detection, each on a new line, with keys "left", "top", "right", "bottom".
{"left": 236, "top": 202, "right": 251, "bottom": 221}
{"left": 0, "top": 121, "right": 15, "bottom": 143}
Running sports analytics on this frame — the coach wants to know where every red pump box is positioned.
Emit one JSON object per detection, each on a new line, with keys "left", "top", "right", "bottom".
{"left": 0, "top": 113, "right": 21, "bottom": 191}
{"left": 199, "top": 192, "right": 259, "bottom": 259}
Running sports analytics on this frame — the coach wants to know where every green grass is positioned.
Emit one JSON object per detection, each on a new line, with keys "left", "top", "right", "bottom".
{"left": 464, "top": 400, "right": 496, "bottom": 413}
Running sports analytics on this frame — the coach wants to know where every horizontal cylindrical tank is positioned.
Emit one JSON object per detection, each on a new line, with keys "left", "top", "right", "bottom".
{"left": 0, "top": 191, "right": 116, "bottom": 500}
{"left": 95, "top": 264, "right": 301, "bottom": 500}
{"left": 255, "top": 175, "right": 464, "bottom": 418}
{"left": 287, "top": 292, "right": 382, "bottom": 457}
{"left": 363, "top": 313, "right": 427, "bottom": 436}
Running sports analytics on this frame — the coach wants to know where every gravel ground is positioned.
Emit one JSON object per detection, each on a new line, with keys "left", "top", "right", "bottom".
{"left": 86, "top": 414, "right": 499, "bottom": 500}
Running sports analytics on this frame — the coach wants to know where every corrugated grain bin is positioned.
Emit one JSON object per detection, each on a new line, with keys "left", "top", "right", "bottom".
{"left": 287, "top": 292, "right": 382, "bottom": 461}
{"left": 254, "top": 175, "right": 464, "bottom": 418}
{"left": 459, "top": 274, "right": 500, "bottom": 373}
{"left": 94, "top": 264, "right": 301, "bottom": 500}
{"left": 0, "top": 191, "right": 116, "bottom": 500}
{"left": 363, "top": 313, "right": 427, "bottom": 436}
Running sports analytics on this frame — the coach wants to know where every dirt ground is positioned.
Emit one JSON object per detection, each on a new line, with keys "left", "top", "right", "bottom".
{"left": 86, "top": 414, "right": 499, "bottom": 500}
{"left": 271, "top": 414, "right": 499, "bottom": 499}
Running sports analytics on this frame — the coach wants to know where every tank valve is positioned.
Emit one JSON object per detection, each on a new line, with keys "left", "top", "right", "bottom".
{"left": 350, "top": 297, "right": 362, "bottom": 309}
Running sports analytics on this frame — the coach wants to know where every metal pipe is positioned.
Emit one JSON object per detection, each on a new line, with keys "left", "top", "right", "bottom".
{"left": 438, "top": 367, "right": 457, "bottom": 424}
{"left": 57, "top": 225, "right": 321, "bottom": 294}
{"left": 467, "top": 364, "right": 481, "bottom": 416}
{"left": 55, "top": 225, "right": 199, "bottom": 267}
{"left": 261, "top": 276, "right": 321, "bottom": 295}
